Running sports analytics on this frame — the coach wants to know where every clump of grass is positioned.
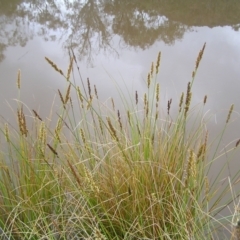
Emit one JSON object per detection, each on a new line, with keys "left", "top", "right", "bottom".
{"left": 0, "top": 44, "right": 239, "bottom": 239}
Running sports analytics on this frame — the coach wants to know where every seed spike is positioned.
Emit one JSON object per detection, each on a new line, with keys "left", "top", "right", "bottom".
{"left": 135, "top": 91, "right": 138, "bottom": 105}
{"left": 17, "top": 69, "right": 21, "bottom": 89}
{"left": 87, "top": 78, "right": 91, "bottom": 98}
{"left": 156, "top": 83, "right": 160, "bottom": 102}
{"left": 195, "top": 43, "right": 206, "bottom": 71}
{"left": 5, "top": 123, "right": 10, "bottom": 143}
{"left": 147, "top": 73, "right": 151, "bottom": 88}
{"left": 226, "top": 104, "right": 234, "bottom": 123}
{"left": 32, "top": 109, "right": 42, "bottom": 121}
{"left": 94, "top": 85, "right": 98, "bottom": 99}
{"left": 236, "top": 139, "right": 240, "bottom": 148}
{"left": 117, "top": 110, "right": 123, "bottom": 131}
{"left": 167, "top": 98, "right": 172, "bottom": 115}
{"left": 58, "top": 89, "right": 65, "bottom": 108}
{"left": 47, "top": 144, "right": 59, "bottom": 157}
{"left": 66, "top": 57, "right": 74, "bottom": 81}
{"left": 107, "top": 117, "right": 119, "bottom": 142}
{"left": 203, "top": 95, "right": 207, "bottom": 105}
{"left": 179, "top": 92, "right": 184, "bottom": 112}
{"left": 45, "top": 57, "right": 64, "bottom": 76}
{"left": 64, "top": 83, "right": 71, "bottom": 104}
{"left": 156, "top": 52, "right": 161, "bottom": 74}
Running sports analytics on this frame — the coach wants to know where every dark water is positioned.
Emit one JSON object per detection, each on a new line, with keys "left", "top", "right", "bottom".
{"left": 0, "top": 0, "right": 240, "bottom": 236}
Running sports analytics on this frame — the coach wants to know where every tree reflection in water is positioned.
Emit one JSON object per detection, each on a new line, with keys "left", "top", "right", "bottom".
{"left": 0, "top": 0, "right": 239, "bottom": 63}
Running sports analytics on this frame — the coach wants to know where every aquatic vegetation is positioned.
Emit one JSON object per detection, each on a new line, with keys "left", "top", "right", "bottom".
{"left": 0, "top": 44, "right": 239, "bottom": 239}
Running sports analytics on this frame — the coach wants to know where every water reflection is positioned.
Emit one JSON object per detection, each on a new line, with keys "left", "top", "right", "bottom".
{"left": 0, "top": 0, "right": 239, "bottom": 63}
{"left": 0, "top": 1, "right": 239, "bottom": 237}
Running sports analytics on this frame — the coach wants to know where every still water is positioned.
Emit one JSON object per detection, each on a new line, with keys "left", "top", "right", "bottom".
{"left": 0, "top": 0, "right": 240, "bottom": 231}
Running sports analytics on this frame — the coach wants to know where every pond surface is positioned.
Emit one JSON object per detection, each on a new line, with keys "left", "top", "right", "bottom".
{"left": 0, "top": 0, "right": 240, "bottom": 230}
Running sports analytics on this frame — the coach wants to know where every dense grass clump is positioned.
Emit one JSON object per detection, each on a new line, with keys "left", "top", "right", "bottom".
{"left": 0, "top": 44, "right": 240, "bottom": 239}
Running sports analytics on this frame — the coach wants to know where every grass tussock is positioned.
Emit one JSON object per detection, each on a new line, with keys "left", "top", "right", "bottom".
{"left": 0, "top": 44, "right": 240, "bottom": 239}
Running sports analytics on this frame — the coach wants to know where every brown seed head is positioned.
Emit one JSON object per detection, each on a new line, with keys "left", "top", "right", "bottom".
{"left": 150, "top": 62, "right": 154, "bottom": 76}
{"left": 17, "top": 107, "right": 28, "bottom": 137}
{"left": 144, "top": 93, "right": 147, "bottom": 107}
{"left": 77, "top": 86, "right": 84, "bottom": 108}
{"left": 155, "top": 110, "right": 159, "bottom": 121}
{"left": 66, "top": 57, "right": 74, "bottom": 81}
{"left": 55, "top": 129, "right": 61, "bottom": 143}
{"left": 156, "top": 52, "right": 161, "bottom": 74}
{"left": 179, "top": 92, "right": 184, "bottom": 112}
{"left": 32, "top": 109, "right": 42, "bottom": 121}
{"left": 5, "top": 123, "right": 9, "bottom": 143}
{"left": 55, "top": 119, "right": 62, "bottom": 143}
{"left": 147, "top": 73, "right": 151, "bottom": 88}
{"left": 45, "top": 57, "right": 64, "bottom": 76}
{"left": 184, "top": 83, "right": 192, "bottom": 117}
{"left": 135, "top": 91, "right": 138, "bottom": 105}
{"left": 67, "top": 159, "right": 81, "bottom": 187}
{"left": 64, "top": 83, "right": 71, "bottom": 104}
{"left": 188, "top": 150, "right": 197, "bottom": 182}
{"left": 145, "top": 104, "right": 149, "bottom": 117}
{"left": 87, "top": 78, "right": 91, "bottom": 98}
{"left": 58, "top": 89, "right": 65, "bottom": 108}
{"left": 17, "top": 69, "right": 21, "bottom": 89}
{"left": 184, "top": 93, "right": 192, "bottom": 117}
{"left": 80, "top": 128, "right": 86, "bottom": 144}
{"left": 226, "top": 104, "right": 234, "bottom": 123}
{"left": 195, "top": 43, "right": 206, "bottom": 71}
{"left": 107, "top": 117, "right": 119, "bottom": 141}
{"left": 137, "top": 123, "right": 141, "bottom": 136}
{"left": 202, "top": 131, "right": 208, "bottom": 160}
{"left": 203, "top": 95, "right": 207, "bottom": 105}
{"left": 17, "top": 109, "right": 22, "bottom": 133}
{"left": 117, "top": 110, "right": 123, "bottom": 131}
{"left": 94, "top": 85, "right": 98, "bottom": 99}
{"left": 55, "top": 119, "right": 62, "bottom": 133}
{"left": 156, "top": 83, "right": 160, "bottom": 102}
{"left": 47, "top": 144, "right": 59, "bottom": 157}
{"left": 167, "top": 98, "right": 172, "bottom": 115}
{"left": 39, "top": 123, "right": 47, "bottom": 152}
{"left": 39, "top": 122, "right": 46, "bottom": 146}
{"left": 185, "top": 82, "right": 191, "bottom": 105}
{"left": 197, "top": 144, "right": 204, "bottom": 159}
{"left": 70, "top": 97, "right": 73, "bottom": 108}
{"left": 127, "top": 110, "right": 131, "bottom": 126}
{"left": 192, "top": 70, "right": 195, "bottom": 79}
{"left": 236, "top": 139, "right": 240, "bottom": 148}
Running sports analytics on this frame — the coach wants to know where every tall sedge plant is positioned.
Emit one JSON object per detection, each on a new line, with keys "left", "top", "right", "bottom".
{"left": 0, "top": 44, "right": 239, "bottom": 239}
